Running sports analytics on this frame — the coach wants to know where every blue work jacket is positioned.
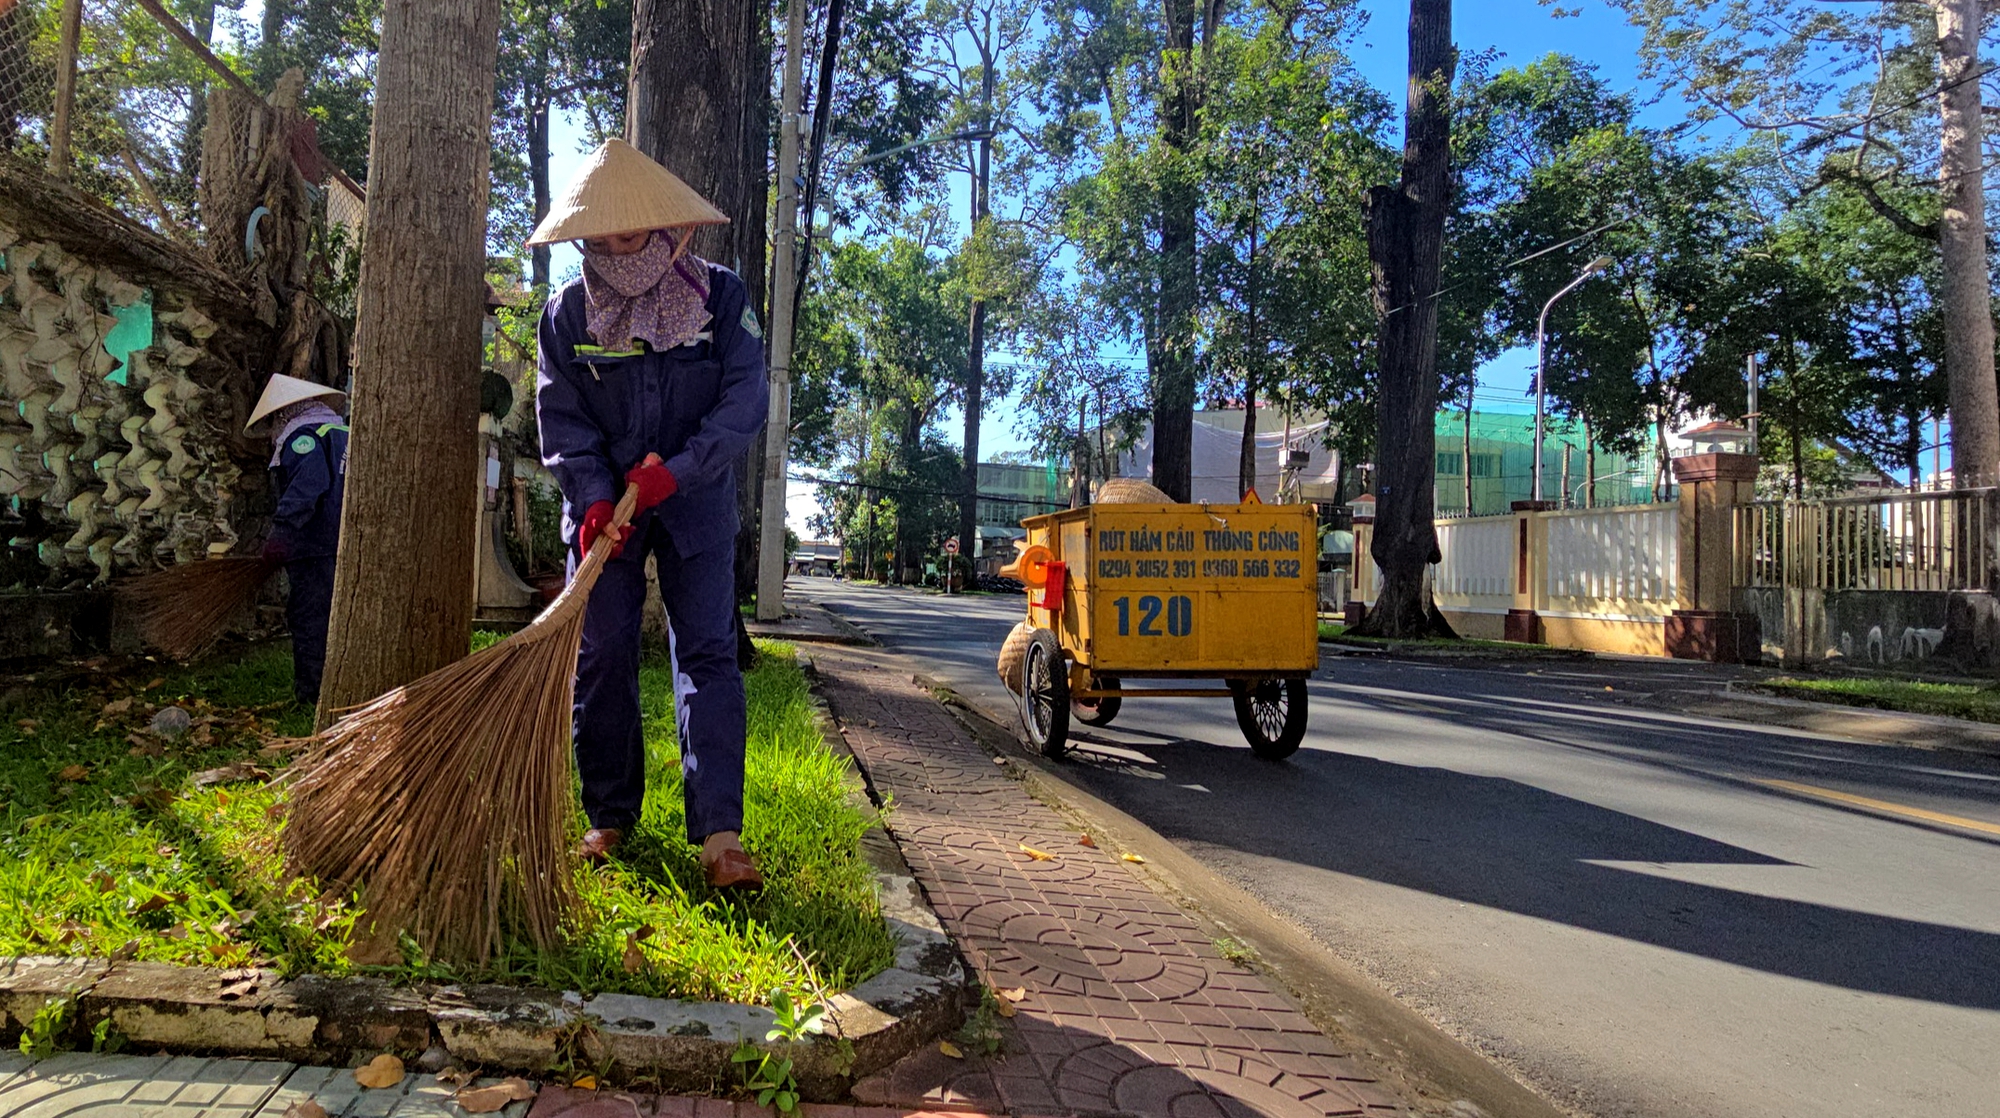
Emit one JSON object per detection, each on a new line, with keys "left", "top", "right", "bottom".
{"left": 270, "top": 423, "right": 348, "bottom": 559}
{"left": 535, "top": 263, "right": 769, "bottom": 558}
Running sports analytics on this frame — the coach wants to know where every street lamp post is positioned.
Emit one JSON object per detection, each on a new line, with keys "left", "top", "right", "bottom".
{"left": 1533, "top": 256, "right": 1614, "bottom": 504}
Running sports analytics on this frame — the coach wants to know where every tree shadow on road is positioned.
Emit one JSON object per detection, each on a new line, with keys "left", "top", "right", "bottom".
{"left": 1058, "top": 722, "right": 2000, "bottom": 1013}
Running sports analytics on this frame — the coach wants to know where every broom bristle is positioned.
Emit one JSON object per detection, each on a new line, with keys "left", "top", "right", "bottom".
{"left": 281, "top": 494, "right": 636, "bottom": 965}
{"left": 114, "top": 557, "right": 279, "bottom": 661}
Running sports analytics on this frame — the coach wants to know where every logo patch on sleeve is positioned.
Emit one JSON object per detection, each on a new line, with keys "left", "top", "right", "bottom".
{"left": 290, "top": 434, "right": 317, "bottom": 455}
{"left": 741, "top": 307, "right": 763, "bottom": 339}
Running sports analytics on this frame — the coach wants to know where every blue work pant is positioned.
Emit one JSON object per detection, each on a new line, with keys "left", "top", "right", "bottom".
{"left": 570, "top": 513, "right": 746, "bottom": 841}
{"left": 285, "top": 556, "right": 336, "bottom": 705}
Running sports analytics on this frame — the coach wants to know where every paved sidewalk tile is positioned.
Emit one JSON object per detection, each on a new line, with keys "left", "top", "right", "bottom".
{"left": 0, "top": 1053, "right": 293, "bottom": 1117}
{"left": 811, "top": 647, "right": 1406, "bottom": 1118}
{"left": 259, "top": 1066, "right": 536, "bottom": 1117}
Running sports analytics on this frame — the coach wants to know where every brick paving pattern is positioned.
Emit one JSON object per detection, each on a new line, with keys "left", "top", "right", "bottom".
{"left": 809, "top": 647, "right": 1403, "bottom": 1118}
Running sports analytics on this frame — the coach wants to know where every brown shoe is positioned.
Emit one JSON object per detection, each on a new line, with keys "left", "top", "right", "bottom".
{"left": 578, "top": 828, "right": 624, "bottom": 863}
{"left": 703, "top": 847, "right": 764, "bottom": 891}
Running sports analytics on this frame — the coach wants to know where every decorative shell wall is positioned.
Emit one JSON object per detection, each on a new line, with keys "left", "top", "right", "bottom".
{"left": 0, "top": 226, "right": 245, "bottom": 588}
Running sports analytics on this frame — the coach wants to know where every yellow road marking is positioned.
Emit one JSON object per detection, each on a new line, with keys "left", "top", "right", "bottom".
{"left": 1753, "top": 778, "right": 2000, "bottom": 837}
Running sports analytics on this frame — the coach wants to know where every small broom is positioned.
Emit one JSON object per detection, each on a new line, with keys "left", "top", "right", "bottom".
{"left": 281, "top": 482, "right": 641, "bottom": 965}
{"left": 114, "top": 556, "right": 281, "bottom": 661}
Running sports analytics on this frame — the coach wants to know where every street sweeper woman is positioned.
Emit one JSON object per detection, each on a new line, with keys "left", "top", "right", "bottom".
{"left": 245, "top": 373, "right": 349, "bottom": 705}
{"left": 530, "top": 139, "right": 770, "bottom": 890}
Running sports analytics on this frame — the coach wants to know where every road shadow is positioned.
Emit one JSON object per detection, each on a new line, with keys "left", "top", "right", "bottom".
{"left": 1058, "top": 726, "right": 2000, "bottom": 1012}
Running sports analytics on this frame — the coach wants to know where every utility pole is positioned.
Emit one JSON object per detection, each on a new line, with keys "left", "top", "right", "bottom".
{"left": 755, "top": 0, "right": 805, "bottom": 621}
{"left": 959, "top": 13, "right": 996, "bottom": 578}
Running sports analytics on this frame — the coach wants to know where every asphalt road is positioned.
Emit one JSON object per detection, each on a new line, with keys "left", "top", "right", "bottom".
{"left": 798, "top": 579, "right": 2000, "bottom": 1118}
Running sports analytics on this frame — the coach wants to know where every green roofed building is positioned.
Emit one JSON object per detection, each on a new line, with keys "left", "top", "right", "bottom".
{"left": 1434, "top": 408, "right": 1659, "bottom": 516}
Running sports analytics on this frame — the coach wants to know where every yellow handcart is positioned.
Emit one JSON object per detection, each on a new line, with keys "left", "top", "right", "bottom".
{"left": 1000, "top": 500, "right": 1320, "bottom": 760}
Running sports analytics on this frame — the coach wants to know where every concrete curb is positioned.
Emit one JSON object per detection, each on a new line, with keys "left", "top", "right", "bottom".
{"left": 1321, "top": 638, "right": 1594, "bottom": 662}
{"left": 0, "top": 691, "right": 971, "bottom": 1097}
{"left": 1666, "top": 682, "right": 2000, "bottom": 759}
{"left": 891, "top": 665, "right": 1573, "bottom": 1118}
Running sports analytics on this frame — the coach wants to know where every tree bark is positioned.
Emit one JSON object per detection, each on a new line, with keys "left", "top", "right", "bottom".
{"left": 1152, "top": 0, "right": 1199, "bottom": 502}
{"left": 315, "top": 0, "right": 500, "bottom": 724}
{"left": 628, "top": 0, "right": 772, "bottom": 604}
{"left": 1356, "top": 0, "right": 1454, "bottom": 640}
{"left": 1932, "top": 0, "right": 1998, "bottom": 487}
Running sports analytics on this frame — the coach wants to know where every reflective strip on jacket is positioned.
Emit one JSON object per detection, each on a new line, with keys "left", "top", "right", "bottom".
{"left": 270, "top": 422, "right": 348, "bottom": 559}
{"left": 534, "top": 263, "right": 769, "bottom": 558}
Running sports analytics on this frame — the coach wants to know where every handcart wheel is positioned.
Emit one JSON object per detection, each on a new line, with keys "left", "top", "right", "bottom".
{"left": 1232, "top": 677, "right": 1308, "bottom": 760}
{"left": 1072, "top": 674, "right": 1122, "bottom": 727}
{"left": 1021, "top": 629, "right": 1072, "bottom": 758}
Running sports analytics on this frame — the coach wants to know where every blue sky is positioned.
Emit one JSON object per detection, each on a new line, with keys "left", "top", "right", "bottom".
{"left": 537, "top": 1, "right": 1692, "bottom": 529}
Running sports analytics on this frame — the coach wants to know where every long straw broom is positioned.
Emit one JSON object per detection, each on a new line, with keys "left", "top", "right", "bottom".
{"left": 282, "top": 483, "right": 641, "bottom": 965}
{"left": 114, "top": 556, "right": 281, "bottom": 661}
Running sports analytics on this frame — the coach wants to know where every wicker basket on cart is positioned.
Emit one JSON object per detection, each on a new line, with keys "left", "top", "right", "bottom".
{"left": 997, "top": 620, "right": 1031, "bottom": 693}
{"left": 1093, "top": 477, "right": 1171, "bottom": 504}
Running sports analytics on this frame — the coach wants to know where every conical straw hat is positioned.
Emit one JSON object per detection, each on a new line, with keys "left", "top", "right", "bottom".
{"left": 527, "top": 139, "right": 730, "bottom": 246}
{"left": 245, "top": 374, "right": 344, "bottom": 434}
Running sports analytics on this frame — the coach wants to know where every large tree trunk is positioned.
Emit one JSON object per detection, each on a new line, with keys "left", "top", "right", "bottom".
{"left": 1356, "top": 0, "right": 1454, "bottom": 640}
{"left": 1152, "top": 0, "right": 1199, "bottom": 502}
{"left": 1933, "top": 0, "right": 1998, "bottom": 488}
{"left": 628, "top": 0, "right": 772, "bottom": 607}
{"left": 316, "top": 0, "right": 500, "bottom": 724}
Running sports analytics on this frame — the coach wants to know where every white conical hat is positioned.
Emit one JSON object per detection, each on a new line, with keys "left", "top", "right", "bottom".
{"left": 526, "top": 139, "right": 730, "bottom": 246}
{"left": 245, "top": 374, "right": 344, "bottom": 434}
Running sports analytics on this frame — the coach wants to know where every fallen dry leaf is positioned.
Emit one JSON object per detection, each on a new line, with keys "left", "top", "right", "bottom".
{"left": 570, "top": 1075, "right": 598, "bottom": 1090}
{"left": 92, "top": 872, "right": 115, "bottom": 893}
{"left": 162, "top": 924, "right": 189, "bottom": 941}
{"left": 156, "top": 844, "right": 177, "bottom": 857}
{"left": 193, "top": 761, "right": 267, "bottom": 786}
{"left": 999, "top": 987, "right": 1027, "bottom": 1003}
{"left": 131, "top": 891, "right": 186, "bottom": 915}
{"left": 938, "top": 1041, "right": 965, "bottom": 1060}
{"left": 16, "top": 719, "right": 37, "bottom": 732}
{"left": 632, "top": 923, "right": 656, "bottom": 942}
{"left": 622, "top": 934, "right": 647, "bottom": 974}
{"left": 1077, "top": 834, "right": 1096, "bottom": 847}
{"left": 991, "top": 756, "right": 1006, "bottom": 765}
{"left": 282, "top": 1101, "right": 328, "bottom": 1118}
{"left": 215, "top": 790, "right": 232, "bottom": 809}
{"left": 1017, "top": 843, "right": 1057, "bottom": 862}
{"left": 454, "top": 1078, "right": 536, "bottom": 1113}
{"left": 353, "top": 1053, "right": 405, "bottom": 1090}
{"left": 102, "top": 697, "right": 134, "bottom": 716}
{"left": 1121, "top": 853, "right": 1147, "bottom": 864}
{"left": 57, "top": 764, "right": 89, "bottom": 782}
{"left": 144, "top": 677, "right": 163, "bottom": 690}
{"left": 993, "top": 998, "right": 1016, "bottom": 1018}
{"left": 128, "top": 741, "right": 166, "bottom": 758}
{"left": 217, "top": 975, "right": 259, "bottom": 1000}
{"left": 436, "top": 1068, "right": 478, "bottom": 1088}
{"left": 109, "top": 939, "right": 140, "bottom": 962}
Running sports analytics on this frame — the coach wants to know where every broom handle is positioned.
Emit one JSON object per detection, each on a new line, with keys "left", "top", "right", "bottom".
{"left": 577, "top": 482, "right": 643, "bottom": 577}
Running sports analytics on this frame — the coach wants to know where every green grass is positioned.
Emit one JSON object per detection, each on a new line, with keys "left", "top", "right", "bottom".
{"left": 0, "top": 638, "right": 892, "bottom": 1005}
{"left": 1757, "top": 676, "right": 2000, "bottom": 724}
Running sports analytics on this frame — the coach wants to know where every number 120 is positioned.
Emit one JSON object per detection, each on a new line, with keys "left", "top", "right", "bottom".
{"left": 1114, "top": 595, "right": 1192, "bottom": 637}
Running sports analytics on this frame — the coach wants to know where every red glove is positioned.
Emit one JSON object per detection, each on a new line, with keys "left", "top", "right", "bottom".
{"left": 626, "top": 454, "right": 678, "bottom": 512}
{"left": 578, "top": 500, "right": 626, "bottom": 560}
